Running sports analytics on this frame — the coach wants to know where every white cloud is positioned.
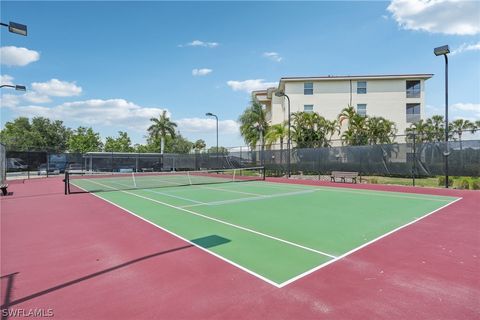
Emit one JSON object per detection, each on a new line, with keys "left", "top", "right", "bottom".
{"left": 0, "top": 94, "right": 20, "bottom": 108}
{"left": 451, "top": 42, "right": 480, "bottom": 56}
{"left": 23, "top": 92, "right": 52, "bottom": 104}
{"left": 31, "top": 79, "right": 82, "bottom": 97}
{"left": 227, "top": 79, "right": 278, "bottom": 93}
{"left": 452, "top": 102, "right": 480, "bottom": 115}
{"left": 179, "top": 40, "right": 219, "bottom": 48}
{"left": 192, "top": 68, "right": 213, "bottom": 76}
{"left": 10, "top": 99, "right": 169, "bottom": 131}
{"left": 263, "top": 52, "right": 283, "bottom": 62}
{"left": 0, "top": 46, "right": 40, "bottom": 66}
{"left": 0, "top": 75, "right": 14, "bottom": 85}
{"left": 177, "top": 118, "right": 239, "bottom": 134}
{"left": 387, "top": 0, "right": 480, "bottom": 35}
{"left": 428, "top": 102, "right": 480, "bottom": 119}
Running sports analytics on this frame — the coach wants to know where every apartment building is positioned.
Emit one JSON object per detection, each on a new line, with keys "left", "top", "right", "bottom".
{"left": 252, "top": 74, "right": 433, "bottom": 141}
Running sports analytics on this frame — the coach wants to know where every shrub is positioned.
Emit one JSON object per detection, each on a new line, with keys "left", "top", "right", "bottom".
{"left": 369, "top": 177, "right": 378, "bottom": 184}
{"left": 469, "top": 179, "right": 480, "bottom": 190}
{"left": 455, "top": 178, "right": 470, "bottom": 190}
{"left": 438, "top": 176, "right": 453, "bottom": 187}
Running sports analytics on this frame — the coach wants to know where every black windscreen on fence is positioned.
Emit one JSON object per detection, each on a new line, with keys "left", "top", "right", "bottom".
{"left": 4, "top": 139, "right": 479, "bottom": 181}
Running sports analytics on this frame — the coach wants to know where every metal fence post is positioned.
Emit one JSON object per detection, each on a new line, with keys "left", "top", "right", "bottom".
{"left": 412, "top": 133, "right": 416, "bottom": 187}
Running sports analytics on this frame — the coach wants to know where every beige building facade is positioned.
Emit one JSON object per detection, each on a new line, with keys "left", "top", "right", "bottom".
{"left": 252, "top": 74, "right": 433, "bottom": 144}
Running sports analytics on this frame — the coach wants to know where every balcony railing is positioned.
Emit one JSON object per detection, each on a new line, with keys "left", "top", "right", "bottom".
{"left": 406, "top": 114, "right": 421, "bottom": 123}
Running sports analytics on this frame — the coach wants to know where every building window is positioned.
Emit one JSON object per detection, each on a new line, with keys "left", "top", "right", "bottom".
{"left": 406, "top": 80, "right": 421, "bottom": 98}
{"left": 406, "top": 103, "right": 421, "bottom": 123}
{"left": 357, "top": 104, "right": 367, "bottom": 117}
{"left": 304, "top": 82, "right": 313, "bottom": 95}
{"left": 304, "top": 105, "right": 314, "bottom": 113}
{"left": 357, "top": 81, "right": 367, "bottom": 94}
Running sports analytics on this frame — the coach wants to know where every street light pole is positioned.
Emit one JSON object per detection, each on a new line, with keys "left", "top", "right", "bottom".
{"left": 434, "top": 45, "right": 450, "bottom": 188}
{"left": 275, "top": 91, "right": 291, "bottom": 177}
{"left": 206, "top": 112, "right": 219, "bottom": 168}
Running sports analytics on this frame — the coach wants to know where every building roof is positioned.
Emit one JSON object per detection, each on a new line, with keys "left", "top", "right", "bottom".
{"left": 280, "top": 74, "right": 434, "bottom": 82}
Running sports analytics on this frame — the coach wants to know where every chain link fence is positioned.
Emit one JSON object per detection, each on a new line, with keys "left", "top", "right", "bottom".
{"left": 3, "top": 138, "right": 479, "bottom": 183}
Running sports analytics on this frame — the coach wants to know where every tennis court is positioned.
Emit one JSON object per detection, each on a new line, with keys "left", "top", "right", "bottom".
{"left": 66, "top": 167, "right": 460, "bottom": 287}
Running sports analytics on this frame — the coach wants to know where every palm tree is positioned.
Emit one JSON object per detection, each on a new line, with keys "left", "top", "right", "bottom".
{"left": 367, "top": 117, "right": 397, "bottom": 144}
{"left": 405, "top": 119, "right": 429, "bottom": 143}
{"left": 265, "top": 122, "right": 288, "bottom": 164}
{"left": 147, "top": 110, "right": 177, "bottom": 154}
{"left": 450, "top": 119, "right": 474, "bottom": 143}
{"left": 265, "top": 122, "right": 288, "bottom": 149}
{"left": 238, "top": 101, "right": 269, "bottom": 151}
{"left": 426, "top": 115, "right": 445, "bottom": 142}
{"left": 338, "top": 106, "right": 368, "bottom": 145}
{"left": 450, "top": 119, "right": 474, "bottom": 168}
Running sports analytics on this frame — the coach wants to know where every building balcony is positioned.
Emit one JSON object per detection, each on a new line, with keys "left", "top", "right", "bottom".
{"left": 406, "top": 114, "right": 421, "bottom": 123}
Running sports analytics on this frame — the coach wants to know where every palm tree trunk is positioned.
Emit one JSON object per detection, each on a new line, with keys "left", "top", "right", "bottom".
{"left": 160, "top": 136, "right": 165, "bottom": 154}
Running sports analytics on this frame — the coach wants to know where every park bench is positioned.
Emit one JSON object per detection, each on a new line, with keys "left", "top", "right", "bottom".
{"left": 0, "top": 184, "right": 8, "bottom": 196}
{"left": 330, "top": 171, "right": 358, "bottom": 184}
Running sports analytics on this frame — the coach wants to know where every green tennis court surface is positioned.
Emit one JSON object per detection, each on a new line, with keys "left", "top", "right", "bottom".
{"left": 70, "top": 174, "right": 459, "bottom": 287}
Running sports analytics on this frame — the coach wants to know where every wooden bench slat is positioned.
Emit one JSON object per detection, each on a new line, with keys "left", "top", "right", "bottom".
{"left": 330, "top": 171, "right": 358, "bottom": 184}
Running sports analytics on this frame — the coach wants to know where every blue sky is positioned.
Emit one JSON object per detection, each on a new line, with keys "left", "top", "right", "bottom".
{"left": 1, "top": 1, "right": 479, "bottom": 148}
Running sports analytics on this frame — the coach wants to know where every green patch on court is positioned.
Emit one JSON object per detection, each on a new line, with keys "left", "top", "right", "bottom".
{"left": 71, "top": 177, "right": 458, "bottom": 286}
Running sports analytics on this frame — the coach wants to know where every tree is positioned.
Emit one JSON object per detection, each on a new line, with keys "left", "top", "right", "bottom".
{"left": 0, "top": 116, "right": 70, "bottom": 151}
{"left": 291, "top": 112, "right": 338, "bottom": 148}
{"left": 338, "top": 106, "right": 368, "bottom": 145}
{"left": 193, "top": 139, "right": 206, "bottom": 152}
{"left": 208, "top": 146, "right": 229, "bottom": 154}
{"left": 165, "top": 133, "right": 193, "bottom": 154}
{"left": 338, "top": 106, "right": 396, "bottom": 146}
{"left": 104, "top": 131, "right": 134, "bottom": 152}
{"left": 265, "top": 123, "right": 288, "bottom": 149}
{"left": 0, "top": 117, "right": 33, "bottom": 150}
{"left": 425, "top": 115, "right": 445, "bottom": 142}
{"left": 67, "top": 127, "right": 103, "bottom": 153}
{"left": 147, "top": 111, "right": 177, "bottom": 154}
{"left": 366, "top": 117, "right": 397, "bottom": 144}
{"left": 450, "top": 119, "right": 474, "bottom": 142}
{"left": 238, "top": 101, "right": 269, "bottom": 151}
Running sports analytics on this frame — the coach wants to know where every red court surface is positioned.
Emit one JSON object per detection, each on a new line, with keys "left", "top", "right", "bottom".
{"left": 1, "top": 177, "right": 479, "bottom": 319}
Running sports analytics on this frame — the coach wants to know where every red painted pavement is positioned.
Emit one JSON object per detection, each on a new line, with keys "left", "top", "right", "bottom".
{"left": 1, "top": 177, "right": 479, "bottom": 319}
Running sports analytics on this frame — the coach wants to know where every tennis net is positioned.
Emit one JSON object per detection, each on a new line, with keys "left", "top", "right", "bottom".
{"left": 65, "top": 167, "right": 265, "bottom": 194}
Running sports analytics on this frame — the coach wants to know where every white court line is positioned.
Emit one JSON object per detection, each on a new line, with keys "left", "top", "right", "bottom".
{"left": 139, "top": 176, "right": 268, "bottom": 197}
{"left": 85, "top": 179, "right": 337, "bottom": 259}
{"left": 262, "top": 180, "right": 456, "bottom": 202}
{"left": 72, "top": 182, "right": 281, "bottom": 287}
{"left": 109, "top": 180, "right": 207, "bottom": 205}
{"left": 181, "top": 189, "right": 316, "bottom": 208}
{"left": 73, "top": 178, "right": 461, "bottom": 288}
{"left": 277, "top": 196, "right": 463, "bottom": 288}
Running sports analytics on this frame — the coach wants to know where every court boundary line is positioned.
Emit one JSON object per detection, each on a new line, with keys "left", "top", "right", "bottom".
{"left": 236, "top": 180, "right": 457, "bottom": 202}
{"left": 277, "top": 196, "right": 463, "bottom": 288}
{"left": 84, "top": 179, "right": 337, "bottom": 259}
{"left": 181, "top": 189, "right": 316, "bottom": 208}
{"left": 70, "top": 179, "right": 462, "bottom": 288}
{"left": 71, "top": 183, "right": 283, "bottom": 287}
{"left": 112, "top": 181, "right": 208, "bottom": 205}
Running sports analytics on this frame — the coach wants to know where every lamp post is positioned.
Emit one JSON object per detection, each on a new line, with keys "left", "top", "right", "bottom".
{"left": 0, "top": 21, "right": 27, "bottom": 36}
{"left": 0, "top": 84, "right": 26, "bottom": 91}
{"left": 434, "top": 45, "right": 450, "bottom": 188}
{"left": 275, "top": 91, "right": 291, "bottom": 177}
{"left": 206, "top": 112, "right": 219, "bottom": 168}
